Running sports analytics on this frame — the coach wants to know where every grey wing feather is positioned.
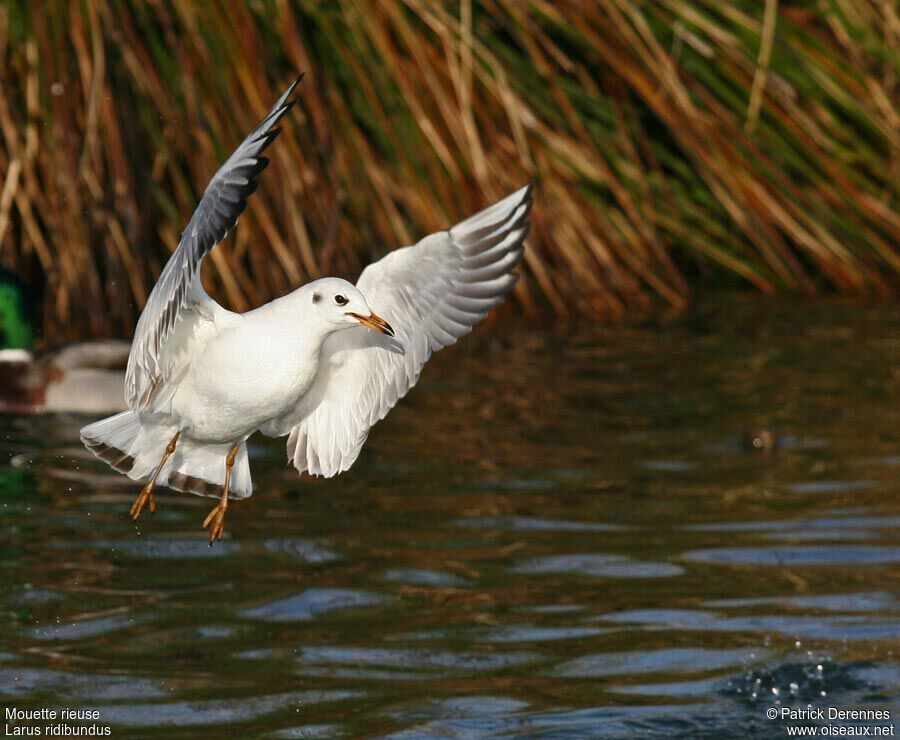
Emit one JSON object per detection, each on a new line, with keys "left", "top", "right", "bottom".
{"left": 125, "top": 76, "right": 302, "bottom": 410}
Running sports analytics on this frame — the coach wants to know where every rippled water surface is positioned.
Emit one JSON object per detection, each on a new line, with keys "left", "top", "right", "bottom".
{"left": 2, "top": 298, "right": 900, "bottom": 737}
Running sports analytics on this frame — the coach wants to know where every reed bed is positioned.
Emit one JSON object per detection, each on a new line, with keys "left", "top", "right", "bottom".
{"left": 0, "top": 1, "right": 897, "bottom": 340}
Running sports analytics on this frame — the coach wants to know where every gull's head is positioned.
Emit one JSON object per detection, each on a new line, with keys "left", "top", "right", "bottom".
{"left": 304, "top": 278, "right": 394, "bottom": 337}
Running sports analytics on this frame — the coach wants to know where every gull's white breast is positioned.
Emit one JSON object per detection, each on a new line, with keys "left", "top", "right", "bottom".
{"left": 169, "top": 306, "right": 323, "bottom": 443}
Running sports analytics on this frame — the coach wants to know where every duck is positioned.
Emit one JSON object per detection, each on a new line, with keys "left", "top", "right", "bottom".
{"left": 0, "top": 268, "right": 128, "bottom": 414}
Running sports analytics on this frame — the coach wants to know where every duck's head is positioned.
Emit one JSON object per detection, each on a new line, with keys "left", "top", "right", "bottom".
{"left": 0, "top": 268, "right": 34, "bottom": 350}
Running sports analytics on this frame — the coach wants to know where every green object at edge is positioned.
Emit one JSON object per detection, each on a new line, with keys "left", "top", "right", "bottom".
{"left": 0, "top": 282, "right": 33, "bottom": 349}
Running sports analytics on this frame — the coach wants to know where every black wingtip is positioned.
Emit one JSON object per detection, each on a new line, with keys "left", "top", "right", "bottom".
{"left": 260, "top": 127, "right": 283, "bottom": 145}
{"left": 281, "top": 98, "right": 297, "bottom": 116}
{"left": 261, "top": 75, "right": 303, "bottom": 128}
{"left": 286, "top": 74, "right": 304, "bottom": 107}
{"left": 284, "top": 73, "right": 304, "bottom": 100}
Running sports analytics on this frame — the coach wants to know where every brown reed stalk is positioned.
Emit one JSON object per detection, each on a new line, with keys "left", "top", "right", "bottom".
{"left": 0, "top": 1, "right": 896, "bottom": 342}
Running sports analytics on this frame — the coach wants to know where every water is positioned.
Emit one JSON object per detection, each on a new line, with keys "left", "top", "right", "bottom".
{"left": 1, "top": 297, "right": 899, "bottom": 737}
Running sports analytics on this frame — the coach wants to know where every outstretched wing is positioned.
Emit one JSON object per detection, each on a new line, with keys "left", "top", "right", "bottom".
{"left": 125, "top": 76, "right": 302, "bottom": 410}
{"left": 279, "top": 184, "right": 532, "bottom": 477}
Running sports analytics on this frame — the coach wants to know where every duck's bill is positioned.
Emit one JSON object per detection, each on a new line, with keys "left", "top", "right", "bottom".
{"left": 348, "top": 312, "right": 395, "bottom": 338}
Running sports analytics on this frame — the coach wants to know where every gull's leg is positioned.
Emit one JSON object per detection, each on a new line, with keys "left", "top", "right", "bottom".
{"left": 130, "top": 431, "right": 181, "bottom": 521}
{"left": 202, "top": 443, "right": 240, "bottom": 544}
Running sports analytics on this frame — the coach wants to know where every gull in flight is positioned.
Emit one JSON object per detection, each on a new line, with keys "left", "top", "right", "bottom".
{"left": 81, "top": 77, "right": 532, "bottom": 542}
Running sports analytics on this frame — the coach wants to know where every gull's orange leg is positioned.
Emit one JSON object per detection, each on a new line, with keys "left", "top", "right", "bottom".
{"left": 130, "top": 431, "right": 181, "bottom": 521}
{"left": 202, "top": 443, "right": 239, "bottom": 544}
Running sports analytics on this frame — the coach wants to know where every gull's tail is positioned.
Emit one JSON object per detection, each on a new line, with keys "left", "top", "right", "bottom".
{"left": 80, "top": 411, "right": 252, "bottom": 500}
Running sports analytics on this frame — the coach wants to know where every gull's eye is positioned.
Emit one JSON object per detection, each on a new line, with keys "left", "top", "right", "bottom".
{"left": 335, "top": 294, "right": 348, "bottom": 306}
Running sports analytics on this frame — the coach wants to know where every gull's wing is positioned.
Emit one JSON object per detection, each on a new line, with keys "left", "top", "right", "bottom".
{"left": 125, "top": 77, "right": 301, "bottom": 410}
{"left": 278, "top": 184, "right": 532, "bottom": 477}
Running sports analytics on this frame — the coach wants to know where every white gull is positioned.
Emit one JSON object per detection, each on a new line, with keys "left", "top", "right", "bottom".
{"left": 81, "top": 77, "right": 532, "bottom": 541}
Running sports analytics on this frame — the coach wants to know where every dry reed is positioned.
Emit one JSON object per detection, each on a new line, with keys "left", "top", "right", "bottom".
{"left": 0, "top": 1, "right": 897, "bottom": 341}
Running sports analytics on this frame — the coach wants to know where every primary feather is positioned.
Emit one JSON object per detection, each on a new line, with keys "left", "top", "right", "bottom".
{"left": 125, "top": 76, "right": 302, "bottom": 410}
{"left": 261, "top": 184, "right": 533, "bottom": 477}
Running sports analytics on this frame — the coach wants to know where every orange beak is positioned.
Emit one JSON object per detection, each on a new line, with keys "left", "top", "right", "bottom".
{"left": 347, "top": 311, "right": 395, "bottom": 337}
